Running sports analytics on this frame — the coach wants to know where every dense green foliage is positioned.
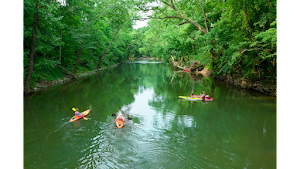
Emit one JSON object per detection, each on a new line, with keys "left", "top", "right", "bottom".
{"left": 24, "top": 0, "right": 276, "bottom": 93}
{"left": 24, "top": 0, "right": 136, "bottom": 91}
{"left": 131, "top": 0, "right": 277, "bottom": 84}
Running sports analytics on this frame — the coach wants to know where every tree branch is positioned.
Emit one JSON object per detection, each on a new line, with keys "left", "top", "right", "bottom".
{"left": 57, "top": 65, "right": 76, "bottom": 76}
{"left": 198, "top": 0, "right": 208, "bottom": 32}
{"left": 96, "top": 28, "right": 121, "bottom": 69}
{"left": 161, "top": 1, "right": 175, "bottom": 10}
{"left": 161, "top": 0, "right": 207, "bottom": 34}
{"left": 133, "top": 16, "right": 182, "bottom": 21}
{"left": 178, "top": 20, "right": 189, "bottom": 26}
{"left": 170, "top": 0, "right": 178, "bottom": 11}
{"left": 240, "top": 48, "right": 273, "bottom": 54}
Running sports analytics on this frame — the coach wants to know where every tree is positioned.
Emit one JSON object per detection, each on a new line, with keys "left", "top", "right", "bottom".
{"left": 133, "top": 0, "right": 276, "bottom": 83}
{"left": 24, "top": 0, "right": 139, "bottom": 93}
{"left": 24, "top": 0, "right": 61, "bottom": 94}
{"left": 23, "top": 0, "right": 277, "bottom": 95}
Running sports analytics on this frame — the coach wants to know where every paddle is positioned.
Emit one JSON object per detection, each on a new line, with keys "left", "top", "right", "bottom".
{"left": 72, "top": 107, "right": 88, "bottom": 120}
{"left": 112, "top": 114, "right": 132, "bottom": 120}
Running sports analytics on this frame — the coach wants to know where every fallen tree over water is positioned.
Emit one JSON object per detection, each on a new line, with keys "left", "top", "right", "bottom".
{"left": 170, "top": 56, "right": 276, "bottom": 97}
{"left": 170, "top": 55, "right": 211, "bottom": 77}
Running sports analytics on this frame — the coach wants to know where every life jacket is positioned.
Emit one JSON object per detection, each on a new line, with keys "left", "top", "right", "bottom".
{"left": 116, "top": 116, "right": 125, "bottom": 122}
{"left": 75, "top": 111, "right": 81, "bottom": 116}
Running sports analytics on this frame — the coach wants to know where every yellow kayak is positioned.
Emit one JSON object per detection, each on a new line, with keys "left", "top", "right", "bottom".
{"left": 178, "top": 96, "right": 203, "bottom": 101}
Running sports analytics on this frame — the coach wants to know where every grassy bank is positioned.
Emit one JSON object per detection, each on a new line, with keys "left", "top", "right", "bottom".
{"left": 31, "top": 63, "right": 120, "bottom": 93}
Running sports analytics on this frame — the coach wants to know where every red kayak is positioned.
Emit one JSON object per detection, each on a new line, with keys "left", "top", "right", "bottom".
{"left": 203, "top": 96, "right": 213, "bottom": 101}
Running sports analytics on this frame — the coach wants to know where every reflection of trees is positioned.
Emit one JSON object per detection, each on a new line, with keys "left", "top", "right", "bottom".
{"left": 24, "top": 61, "right": 276, "bottom": 168}
{"left": 147, "top": 66, "right": 276, "bottom": 168}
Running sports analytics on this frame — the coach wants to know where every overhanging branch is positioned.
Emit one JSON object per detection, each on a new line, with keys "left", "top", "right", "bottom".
{"left": 133, "top": 16, "right": 182, "bottom": 21}
{"left": 178, "top": 20, "right": 189, "bottom": 26}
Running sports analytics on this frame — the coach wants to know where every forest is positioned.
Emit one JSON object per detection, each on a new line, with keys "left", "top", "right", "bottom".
{"left": 24, "top": 0, "right": 276, "bottom": 95}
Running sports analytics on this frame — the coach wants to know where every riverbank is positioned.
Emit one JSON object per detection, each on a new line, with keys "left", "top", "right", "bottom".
{"left": 170, "top": 59, "right": 276, "bottom": 97}
{"left": 29, "top": 58, "right": 163, "bottom": 94}
{"left": 31, "top": 63, "right": 120, "bottom": 93}
{"left": 211, "top": 74, "right": 277, "bottom": 97}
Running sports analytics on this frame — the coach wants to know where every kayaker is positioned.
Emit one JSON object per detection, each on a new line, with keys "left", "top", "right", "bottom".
{"left": 201, "top": 91, "right": 206, "bottom": 100}
{"left": 115, "top": 113, "right": 125, "bottom": 128}
{"left": 190, "top": 93, "right": 195, "bottom": 98}
{"left": 74, "top": 108, "right": 82, "bottom": 116}
{"left": 116, "top": 113, "right": 125, "bottom": 122}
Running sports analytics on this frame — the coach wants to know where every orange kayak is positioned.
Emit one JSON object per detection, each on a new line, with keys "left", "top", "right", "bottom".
{"left": 115, "top": 120, "right": 124, "bottom": 128}
{"left": 115, "top": 114, "right": 125, "bottom": 128}
{"left": 69, "top": 109, "right": 90, "bottom": 122}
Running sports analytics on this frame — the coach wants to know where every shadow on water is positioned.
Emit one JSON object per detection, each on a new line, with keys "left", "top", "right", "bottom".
{"left": 24, "top": 60, "right": 276, "bottom": 169}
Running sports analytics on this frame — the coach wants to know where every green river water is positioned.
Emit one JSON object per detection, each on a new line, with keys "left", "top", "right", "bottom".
{"left": 24, "top": 60, "right": 276, "bottom": 169}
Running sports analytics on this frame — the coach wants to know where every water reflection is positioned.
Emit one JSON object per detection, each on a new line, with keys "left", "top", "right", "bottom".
{"left": 24, "top": 60, "right": 276, "bottom": 169}
{"left": 127, "top": 60, "right": 163, "bottom": 64}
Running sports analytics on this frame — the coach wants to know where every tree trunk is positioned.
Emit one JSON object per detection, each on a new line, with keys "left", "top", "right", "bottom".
{"left": 124, "top": 44, "right": 130, "bottom": 54}
{"left": 57, "top": 65, "right": 75, "bottom": 76}
{"left": 59, "top": 22, "right": 62, "bottom": 65}
{"left": 96, "top": 28, "right": 120, "bottom": 69}
{"left": 24, "top": 7, "right": 38, "bottom": 95}
{"left": 72, "top": 47, "right": 82, "bottom": 78}
{"left": 198, "top": 0, "right": 208, "bottom": 32}
{"left": 210, "top": 48, "right": 220, "bottom": 68}
{"left": 122, "top": 44, "right": 130, "bottom": 62}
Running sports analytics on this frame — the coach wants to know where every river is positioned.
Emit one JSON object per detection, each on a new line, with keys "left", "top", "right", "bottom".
{"left": 24, "top": 60, "right": 276, "bottom": 168}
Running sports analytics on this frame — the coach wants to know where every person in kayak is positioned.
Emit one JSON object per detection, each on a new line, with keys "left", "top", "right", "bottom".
{"left": 116, "top": 114, "right": 125, "bottom": 122}
{"left": 115, "top": 113, "right": 125, "bottom": 128}
{"left": 201, "top": 91, "right": 206, "bottom": 100}
{"left": 74, "top": 108, "right": 83, "bottom": 116}
{"left": 191, "top": 93, "right": 202, "bottom": 98}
